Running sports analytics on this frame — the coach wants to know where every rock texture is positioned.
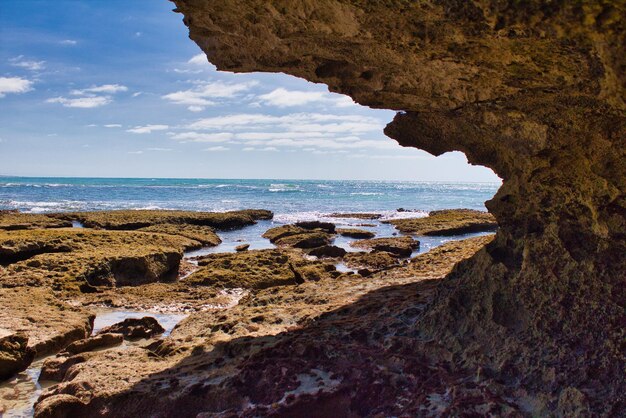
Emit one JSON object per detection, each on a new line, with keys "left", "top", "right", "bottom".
{"left": 351, "top": 236, "right": 420, "bottom": 257}
{"left": 387, "top": 209, "right": 496, "bottom": 235}
{"left": 33, "top": 236, "right": 490, "bottom": 417}
{"left": 0, "top": 331, "right": 34, "bottom": 381}
{"left": 170, "top": 1, "right": 625, "bottom": 415}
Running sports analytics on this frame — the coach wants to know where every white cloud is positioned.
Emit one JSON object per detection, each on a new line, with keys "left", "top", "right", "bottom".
{"left": 0, "top": 76, "right": 33, "bottom": 98}
{"left": 256, "top": 88, "right": 356, "bottom": 108}
{"left": 146, "top": 147, "right": 172, "bottom": 152}
{"left": 9, "top": 56, "right": 45, "bottom": 71}
{"left": 126, "top": 124, "right": 169, "bottom": 134}
{"left": 187, "top": 113, "right": 381, "bottom": 134}
{"left": 47, "top": 96, "right": 111, "bottom": 108}
{"left": 135, "top": 32, "right": 142, "bottom": 37}
{"left": 188, "top": 53, "right": 208, "bottom": 65}
{"left": 203, "top": 146, "right": 229, "bottom": 152}
{"left": 257, "top": 88, "right": 326, "bottom": 107}
{"left": 169, "top": 132, "right": 233, "bottom": 143}
{"left": 60, "top": 39, "right": 77, "bottom": 45}
{"left": 70, "top": 84, "right": 128, "bottom": 95}
{"left": 49, "top": 84, "right": 127, "bottom": 108}
{"left": 103, "top": 124, "right": 122, "bottom": 128}
{"left": 132, "top": 92, "right": 142, "bottom": 97}
{"left": 162, "top": 80, "right": 257, "bottom": 110}
{"left": 128, "top": 151, "right": 143, "bottom": 154}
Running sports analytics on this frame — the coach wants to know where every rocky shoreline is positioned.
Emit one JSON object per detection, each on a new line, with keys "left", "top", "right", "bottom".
{"left": 0, "top": 208, "right": 495, "bottom": 416}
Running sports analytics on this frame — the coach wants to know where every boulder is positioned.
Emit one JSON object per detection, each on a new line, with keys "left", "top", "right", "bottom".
{"left": 98, "top": 317, "right": 164, "bottom": 340}
{"left": 235, "top": 243, "right": 250, "bottom": 252}
{"left": 0, "top": 331, "right": 35, "bottom": 381}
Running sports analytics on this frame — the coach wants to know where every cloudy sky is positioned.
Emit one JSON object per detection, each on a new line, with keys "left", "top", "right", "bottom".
{"left": 0, "top": 1, "right": 498, "bottom": 182}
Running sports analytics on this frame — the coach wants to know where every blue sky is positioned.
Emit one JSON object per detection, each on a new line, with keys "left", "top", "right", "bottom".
{"left": 0, "top": 0, "right": 498, "bottom": 182}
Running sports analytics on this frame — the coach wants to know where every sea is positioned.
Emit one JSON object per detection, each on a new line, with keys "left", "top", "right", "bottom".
{"left": 0, "top": 177, "right": 500, "bottom": 255}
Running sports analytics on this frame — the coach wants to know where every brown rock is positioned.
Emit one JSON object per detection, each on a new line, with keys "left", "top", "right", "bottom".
{"left": 0, "top": 331, "right": 35, "bottom": 381}
{"left": 62, "top": 333, "right": 123, "bottom": 355}
{"left": 306, "top": 245, "right": 347, "bottom": 258}
{"left": 187, "top": 249, "right": 336, "bottom": 290}
{"left": 386, "top": 209, "right": 497, "bottom": 236}
{"left": 99, "top": 317, "right": 164, "bottom": 340}
{"left": 350, "top": 236, "right": 419, "bottom": 258}
{"left": 343, "top": 251, "right": 398, "bottom": 270}
{"left": 294, "top": 221, "right": 336, "bottom": 233}
{"left": 336, "top": 228, "right": 375, "bottom": 239}
{"left": 235, "top": 243, "right": 250, "bottom": 252}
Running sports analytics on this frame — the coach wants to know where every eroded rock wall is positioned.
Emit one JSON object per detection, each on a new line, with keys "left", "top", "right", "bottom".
{"left": 172, "top": 0, "right": 625, "bottom": 414}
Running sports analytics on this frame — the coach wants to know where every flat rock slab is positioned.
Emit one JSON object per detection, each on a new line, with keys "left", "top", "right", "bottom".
{"left": 386, "top": 209, "right": 497, "bottom": 236}
{"left": 350, "top": 236, "right": 420, "bottom": 258}
{"left": 0, "top": 287, "right": 93, "bottom": 358}
{"left": 336, "top": 228, "right": 375, "bottom": 239}
{"left": 0, "top": 211, "right": 71, "bottom": 231}
{"left": 187, "top": 249, "right": 337, "bottom": 290}
{"left": 0, "top": 228, "right": 193, "bottom": 291}
{"left": 263, "top": 224, "right": 335, "bottom": 249}
{"left": 51, "top": 209, "right": 273, "bottom": 231}
{"left": 343, "top": 251, "right": 398, "bottom": 270}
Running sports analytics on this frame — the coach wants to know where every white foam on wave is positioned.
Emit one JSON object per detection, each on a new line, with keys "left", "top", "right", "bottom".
{"left": 273, "top": 209, "right": 429, "bottom": 225}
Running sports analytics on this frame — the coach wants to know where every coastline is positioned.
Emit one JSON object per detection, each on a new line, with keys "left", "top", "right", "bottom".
{"left": 0, "top": 208, "right": 496, "bottom": 416}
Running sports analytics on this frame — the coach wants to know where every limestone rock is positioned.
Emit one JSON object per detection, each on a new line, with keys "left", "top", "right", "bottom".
{"left": 171, "top": 2, "right": 625, "bottom": 413}
{"left": 306, "top": 245, "right": 347, "bottom": 258}
{"left": 0, "top": 331, "right": 34, "bottom": 381}
{"left": 336, "top": 228, "right": 375, "bottom": 239}
{"left": 235, "top": 243, "right": 250, "bottom": 252}
{"left": 386, "top": 209, "right": 497, "bottom": 236}
{"left": 263, "top": 224, "right": 335, "bottom": 248}
{"left": 99, "top": 317, "right": 164, "bottom": 340}
{"left": 62, "top": 333, "right": 123, "bottom": 355}
{"left": 137, "top": 223, "right": 221, "bottom": 249}
{"left": 343, "top": 251, "right": 398, "bottom": 270}
{"left": 52, "top": 209, "right": 273, "bottom": 230}
{"left": 186, "top": 249, "right": 336, "bottom": 289}
{"left": 350, "top": 236, "right": 420, "bottom": 257}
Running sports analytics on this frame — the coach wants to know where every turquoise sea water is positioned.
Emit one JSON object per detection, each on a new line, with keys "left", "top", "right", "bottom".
{"left": 0, "top": 177, "right": 499, "bottom": 215}
{"left": 0, "top": 177, "right": 501, "bottom": 257}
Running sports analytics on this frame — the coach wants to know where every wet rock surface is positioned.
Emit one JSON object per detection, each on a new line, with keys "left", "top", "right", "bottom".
{"left": 171, "top": 1, "right": 626, "bottom": 415}
{"left": 387, "top": 209, "right": 497, "bottom": 236}
{"left": 263, "top": 224, "right": 335, "bottom": 249}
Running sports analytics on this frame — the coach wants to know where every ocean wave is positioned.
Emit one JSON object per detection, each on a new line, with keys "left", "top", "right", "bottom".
{"left": 350, "top": 192, "right": 383, "bottom": 196}
{"left": 269, "top": 183, "right": 302, "bottom": 192}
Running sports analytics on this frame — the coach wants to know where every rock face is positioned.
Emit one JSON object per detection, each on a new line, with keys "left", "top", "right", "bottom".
{"left": 172, "top": 1, "right": 625, "bottom": 414}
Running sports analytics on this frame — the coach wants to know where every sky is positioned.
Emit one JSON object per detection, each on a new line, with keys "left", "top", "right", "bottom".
{"left": 0, "top": 1, "right": 499, "bottom": 182}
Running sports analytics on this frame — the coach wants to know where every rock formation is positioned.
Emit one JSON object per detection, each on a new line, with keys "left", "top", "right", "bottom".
{"left": 171, "top": 0, "right": 625, "bottom": 414}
